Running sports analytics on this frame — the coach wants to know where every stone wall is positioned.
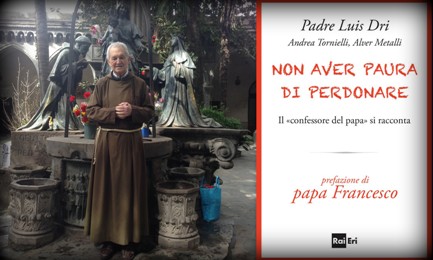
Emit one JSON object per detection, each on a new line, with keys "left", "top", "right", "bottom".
{"left": 10, "top": 131, "right": 81, "bottom": 169}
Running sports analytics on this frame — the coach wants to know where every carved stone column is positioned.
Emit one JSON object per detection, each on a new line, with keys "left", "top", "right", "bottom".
{"left": 156, "top": 180, "right": 200, "bottom": 249}
{"left": 8, "top": 178, "right": 59, "bottom": 250}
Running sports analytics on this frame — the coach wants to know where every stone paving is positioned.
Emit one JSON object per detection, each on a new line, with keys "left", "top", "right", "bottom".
{"left": 0, "top": 147, "right": 256, "bottom": 260}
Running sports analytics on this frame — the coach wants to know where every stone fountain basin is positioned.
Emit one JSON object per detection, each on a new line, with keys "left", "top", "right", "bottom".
{"left": 11, "top": 178, "right": 59, "bottom": 190}
{"left": 8, "top": 165, "right": 49, "bottom": 180}
{"left": 46, "top": 135, "right": 173, "bottom": 160}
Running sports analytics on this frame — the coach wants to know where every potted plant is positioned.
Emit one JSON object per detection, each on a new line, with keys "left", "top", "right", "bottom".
{"left": 70, "top": 87, "right": 96, "bottom": 139}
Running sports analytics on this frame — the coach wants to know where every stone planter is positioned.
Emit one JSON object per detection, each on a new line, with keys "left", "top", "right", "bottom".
{"left": 156, "top": 180, "right": 200, "bottom": 249}
{"left": 8, "top": 178, "right": 59, "bottom": 250}
{"left": 8, "top": 165, "right": 49, "bottom": 181}
{"left": 169, "top": 167, "right": 205, "bottom": 214}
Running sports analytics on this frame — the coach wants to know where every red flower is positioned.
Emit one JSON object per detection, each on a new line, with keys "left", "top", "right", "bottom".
{"left": 69, "top": 95, "right": 76, "bottom": 102}
{"left": 83, "top": 91, "right": 91, "bottom": 99}
{"left": 152, "top": 35, "right": 156, "bottom": 43}
{"left": 73, "top": 81, "right": 95, "bottom": 125}
{"left": 80, "top": 102, "right": 87, "bottom": 112}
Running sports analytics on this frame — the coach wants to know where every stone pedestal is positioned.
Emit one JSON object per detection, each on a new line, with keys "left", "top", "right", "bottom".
{"left": 10, "top": 130, "right": 82, "bottom": 169}
{"left": 45, "top": 135, "right": 173, "bottom": 231}
{"left": 8, "top": 178, "right": 59, "bottom": 250}
{"left": 156, "top": 180, "right": 200, "bottom": 249}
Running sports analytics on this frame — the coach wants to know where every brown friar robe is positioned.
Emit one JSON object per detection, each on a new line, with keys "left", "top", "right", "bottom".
{"left": 84, "top": 73, "right": 154, "bottom": 245}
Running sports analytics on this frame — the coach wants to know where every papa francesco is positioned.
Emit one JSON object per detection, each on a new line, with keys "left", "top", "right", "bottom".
{"left": 301, "top": 18, "right": 390, "bottom": 31}
{"left": 291, "top": 185, "right": 398, "bottom": 204}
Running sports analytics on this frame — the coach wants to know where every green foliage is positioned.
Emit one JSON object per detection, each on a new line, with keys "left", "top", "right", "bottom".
{"left": 152, "top": 16, "right": 186, "bottom": 61}
{"left": 77, "top": 0, "right": 118, "bottom": 33}
{"left": 200, "top": 107, "right": 241, "bottom": 129}
{"left": 231, "top": 23, "right": 256, "bottom": 61}
{"left": 150, "top": 0, "right": 197, "bottom": 63}
{"left": 241, "top": 133, "right": 255, "bottom": 150}
{"left": 77, "top": 0, "right": 256, "bottom": 61}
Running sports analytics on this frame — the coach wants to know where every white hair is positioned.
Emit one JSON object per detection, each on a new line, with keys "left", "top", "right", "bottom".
{"left": 106, "top": 42, "right": 130, "bottom": 60}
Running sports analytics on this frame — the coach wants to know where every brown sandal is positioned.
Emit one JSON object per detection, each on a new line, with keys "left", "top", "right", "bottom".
{"left": 100, "top": 243, "right": 118, "bottom": 260}
{"left": 121, "top": 249, "right": 136, "bottom": 260}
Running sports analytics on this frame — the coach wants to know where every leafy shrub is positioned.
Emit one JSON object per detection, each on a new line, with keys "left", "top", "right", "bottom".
{"left": 200, "top": 106, "right": 241, "bottom": 129}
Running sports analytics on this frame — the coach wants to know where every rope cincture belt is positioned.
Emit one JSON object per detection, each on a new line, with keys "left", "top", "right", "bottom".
{"left": 93, "top": 127, "right": 142, "bottom": 164}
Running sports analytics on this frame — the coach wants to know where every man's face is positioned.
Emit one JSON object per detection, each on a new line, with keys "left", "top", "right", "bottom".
{"left": 108, "top": 46, "right": 130, "bottom": 76}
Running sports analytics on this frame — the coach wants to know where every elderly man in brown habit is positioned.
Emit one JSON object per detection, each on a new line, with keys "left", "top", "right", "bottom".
{"left": 84, "top": 41, "right": 154, "bottom": 260}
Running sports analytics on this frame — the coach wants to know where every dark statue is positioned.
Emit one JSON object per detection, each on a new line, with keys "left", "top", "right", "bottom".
{"left": 152, "top": 36, "right": 222, "bottom": 128}
{"left": 100, "top": 15, "right": 119, "bottom": 77}
{"left": 18, "top": 36, "right": 92, "bottom": 131}
{"left": 100, "top": 3, "right": 144, "bottom": 77}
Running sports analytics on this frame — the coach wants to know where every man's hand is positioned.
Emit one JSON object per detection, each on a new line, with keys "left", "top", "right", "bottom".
{"left": 115, "top": 102, "right": 132, "bottom": 119}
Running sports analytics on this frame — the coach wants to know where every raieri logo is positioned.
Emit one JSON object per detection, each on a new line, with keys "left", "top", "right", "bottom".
{"left": 331, "top": 233, "right": 358, "bottom": 248}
